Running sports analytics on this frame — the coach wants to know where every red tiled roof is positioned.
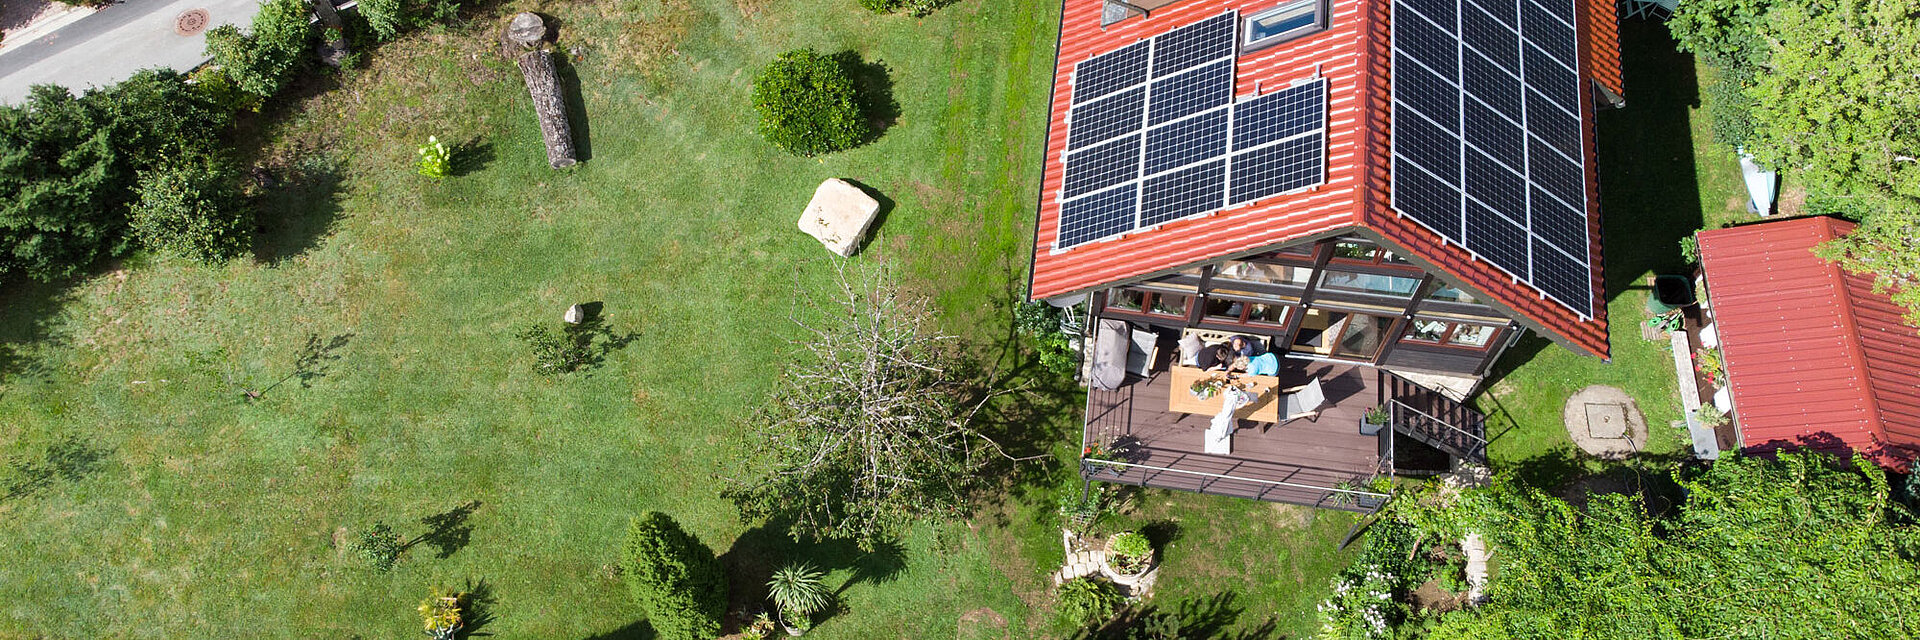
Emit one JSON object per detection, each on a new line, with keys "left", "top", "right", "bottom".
{"left": 1028, "top": 0, "right": 1613, "bottom": 358}
{"left": 1584, "top": 0, "right": 1623, "bottom": 96}
{"left": 1699, "top": 216, "right": 1920, "bottom": 470}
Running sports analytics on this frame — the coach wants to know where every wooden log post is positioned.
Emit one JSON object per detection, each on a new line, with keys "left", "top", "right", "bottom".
{"left": 516, "top": 49, "right": 577, "bottom": 169}
{"left": 504, "top": 13, "right": 576, "bottom": 169}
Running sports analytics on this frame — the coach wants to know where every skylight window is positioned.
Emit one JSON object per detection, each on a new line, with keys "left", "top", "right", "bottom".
{"left": 1242, "top": 0, "right": 1327, "bottom": 51}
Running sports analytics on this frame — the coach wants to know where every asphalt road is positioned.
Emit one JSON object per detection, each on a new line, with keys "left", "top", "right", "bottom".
{"left": 0, "top": 0, "right": 263, "bottom": 104}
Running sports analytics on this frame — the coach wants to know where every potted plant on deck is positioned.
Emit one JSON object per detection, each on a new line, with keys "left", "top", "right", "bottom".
{"left": 1360, "top": 404, "right": 1389, "bottom": 436}
{"left": 1103, "top": 531, "right": 1153, "bottom": 582}
{"left": 768, "top": 562, "right": 831, "bottom": 636}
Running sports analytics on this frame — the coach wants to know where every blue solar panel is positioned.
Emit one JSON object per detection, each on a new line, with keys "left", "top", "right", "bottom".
{"left": 1394, "top": 160, "right": 1463, "bottom": 243}
{"left": 1463, "top": 50, "right": 1522, "bottom": 116}
{"left": 1229, "top": 132, "right": 1324, "bottom": 205}
{"left": 1062, "top": 134, "right": 1141, "bottom": 199}
{"left": 1527, "top": 133, "right": 1585, "bottom": 207}
{"left": 1232, "top": 79, "right": 1325, "bottom": 150}
{"left": 1391, "top": 0, "right": 1596, "bottom": 316}
{"left": 1054, "top": 11, "right": 1332, "bottom": 251}
{"left": 1148, "top": 60, "right": 1234, "bottom": 126}
{"left": 1531, "top": 185, "right": 1587, "bottom": 249}
{"left": 1530, "top": 236, "right": 1590, "bottom": 310}
{"left": 1151, "top": 13, "right": 1237, "bottom": 77}
{"left": 1058, "top": 183, "right": 1139, "bottom": 248}
{"left": 1067, "top": 87, "right": 1146, "bottom": 150}
{"left": 1073, "top": 40, "right": 1151, "bottom": 105}
{"left": 1462, "top": 3, "right": 1518, "bottom": 70}
{"left": 1519, "top": 0, "right": 1576, "bottom": 63}
{"left": 1463, "top": 200, "right": 1529, "bottom": 277}
{"left": 1397, "top": 59, "right": 1459, "bottom": 129}
{"left": 1145, "top": 107, "right": 1229, "bottom": 176}
{"left": 1396, "top": 108, "right": 1458, "bottom": 182}
{"left": 1463, "top": 98, "right": 1524, "bottom": 171}
{"left": 1141, "top": 160, "right": 1227, "bottom": 226}
{"left": 1464, "top": 148, "right": 1527, "bottom": 225}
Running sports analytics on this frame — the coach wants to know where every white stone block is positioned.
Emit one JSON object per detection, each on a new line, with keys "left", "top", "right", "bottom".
{"left": 798, "top": 179, "right": 880, "bottom": 257}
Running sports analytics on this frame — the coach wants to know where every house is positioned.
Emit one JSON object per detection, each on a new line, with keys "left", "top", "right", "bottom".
{"left": 1027, "top": 0, "right": 1623, "bottom": 510}
{"left": 1695, "top": 216, "right": 1920, "bottom": 470}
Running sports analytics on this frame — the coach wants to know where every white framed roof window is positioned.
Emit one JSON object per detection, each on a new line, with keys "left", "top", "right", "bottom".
{"left": 1242, "top": 0, "right": 1328, "bottom": 52}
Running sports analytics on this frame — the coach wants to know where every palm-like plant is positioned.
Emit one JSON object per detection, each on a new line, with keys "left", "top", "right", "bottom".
{"left": 767, "top": 562, "right": 831, "bottom": 625}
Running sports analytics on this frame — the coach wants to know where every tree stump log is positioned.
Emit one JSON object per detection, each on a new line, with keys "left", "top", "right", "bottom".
{"left": 309, "top": 0, "right": 350, "bottom": 68}
{"left": 517, "top": 49, "right": 578, "bottom": 169}
{"left": 506, "top": 12, "right": 548, "bottom": 48}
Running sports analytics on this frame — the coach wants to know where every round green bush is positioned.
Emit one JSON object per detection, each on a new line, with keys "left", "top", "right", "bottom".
{"left": 130, "top": 154, "right": 251, "bottom": 264}
{"left": 751, "top": 49, "right": 870, "bottom": 156}
{"left": 858, "top": 0, "right": 956, "bottom": 16}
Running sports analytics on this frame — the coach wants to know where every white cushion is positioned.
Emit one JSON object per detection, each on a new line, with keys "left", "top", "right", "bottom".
{"left": 1178, "top": 334, "right": 1204, "bottom": 367}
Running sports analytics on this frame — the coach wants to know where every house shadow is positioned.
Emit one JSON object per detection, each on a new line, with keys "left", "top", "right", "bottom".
{"left": 1073, "top": 591, "right": 1275, "bottom": 640}
{"left": 717, "top": 519, "right": 909, "bottom": 627}
{"left": 1596, "top": 21, "right": 1710, "bottom": 301}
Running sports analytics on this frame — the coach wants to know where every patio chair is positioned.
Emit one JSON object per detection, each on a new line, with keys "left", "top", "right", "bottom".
{"left": 1279, "top": 378, "right": 1327, "bottom": 423}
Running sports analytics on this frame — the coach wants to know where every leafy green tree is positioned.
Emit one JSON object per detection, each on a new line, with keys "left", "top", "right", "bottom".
{"left": 1672, "top": 0, "right": 1920, "bottom": 328}
{"left": 1425, "top": 453, "right": 1920, "bottom": 639}
{"left": 1816, "top": 201, "right": 1920, "bottom": 328}
{"left": 0, "top": 86, "right": 126, "bottom": 281}
{"left": 750, "top": 49, "right": 870, "bottom": 156}
{"left": 204, "top": 0, "right": 314, "bottom": 98}
{"left": 359, "top": 0, "right": 406, "bottom": 41}
{"left": 619, "top": 512, "right": 727, "bottom": 640}
{"left": 130, "top": 153, "right": 251, "bottom": 264}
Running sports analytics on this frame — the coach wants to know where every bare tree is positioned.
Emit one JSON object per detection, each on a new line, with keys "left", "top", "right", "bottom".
{"left": 724, "top": 263, "right": 1011, "bottom": 549}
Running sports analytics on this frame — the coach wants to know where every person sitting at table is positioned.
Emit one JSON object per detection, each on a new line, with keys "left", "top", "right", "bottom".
{"left": 1227, "top": 335, "right": 1264, "bottom": 359}
{"left": 1196, "top": 343, "right": 1236, "bottom": 371}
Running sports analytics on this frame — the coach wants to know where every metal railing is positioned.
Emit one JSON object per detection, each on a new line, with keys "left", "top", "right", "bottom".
{"left": 1081, "top": 457, "right": 1391, "bottom": 512}
{"left": 1387, "top": 397, "right": 1488, "bottom": 462}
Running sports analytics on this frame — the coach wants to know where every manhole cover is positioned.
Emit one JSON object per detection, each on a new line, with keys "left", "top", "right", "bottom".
{"left": 175, "top": 9, "right": 211, "bottom": 36}
{"left": 1584, "top": 402, "right": 1628, "bottom": 439}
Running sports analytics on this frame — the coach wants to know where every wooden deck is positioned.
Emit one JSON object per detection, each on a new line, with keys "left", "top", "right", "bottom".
{"left": 1084, "top": 359, "right": 1393, "bottom": 511}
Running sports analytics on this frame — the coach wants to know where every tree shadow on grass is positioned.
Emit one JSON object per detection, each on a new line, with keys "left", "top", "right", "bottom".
{"left": 578, "top": 621, "right": 654, "bottom": 640}
{"left": 832, "top": 51, "right": 899, "bottom": 144}
{"left": 252, "top": 149, "right": 346, "bottom": 266}
{"left": 0, "top": 276, "right": 72, "bottom": 387}
{"left": 718, "top": 519, "right": 909, "bottom": 627}
{"left": 2, "top": 435, "right": 110, "bottom": 504}
{"left": 408, "top": 500, "right": 482, "bottom": 559}
{"left": 1074, "top": 592, "right": 1273, "bottom": 640}
{"left": 459, "top": 577, "right": 498, "bottom": 638}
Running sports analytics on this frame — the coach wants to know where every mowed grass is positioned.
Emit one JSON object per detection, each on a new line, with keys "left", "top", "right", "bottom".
{"left": 0, "top": 0, "right": 1067, "bottom": 637}
{"left": 1477, "top": 22, "right": 1762, "bottom": 474}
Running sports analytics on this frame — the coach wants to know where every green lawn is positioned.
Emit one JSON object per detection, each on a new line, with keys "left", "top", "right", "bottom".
{"left": 1477, "top": 22, "right": 1762, "bottom": 478}
{"left": 0, "top": 10, "right": 1751, "bottom": 640}
{"left": 0, "top": 0, "right": 1066, "bottom": 636}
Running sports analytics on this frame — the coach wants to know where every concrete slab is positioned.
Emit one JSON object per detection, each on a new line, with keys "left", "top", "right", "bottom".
{"left": 0, "top": 0, "right": 265, "bottom": 105}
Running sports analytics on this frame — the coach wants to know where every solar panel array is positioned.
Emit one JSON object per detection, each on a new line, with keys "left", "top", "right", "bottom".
{"left": 1390, "top": 0, "right": 1595, "bottom": 317}
{"left": 1057, "top": 12, "right": 1329, "bottom": 249}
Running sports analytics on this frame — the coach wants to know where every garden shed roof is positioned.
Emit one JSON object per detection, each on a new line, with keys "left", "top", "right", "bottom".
{"left": 1699, "top": 216, "right": 1920, "bottom": 470}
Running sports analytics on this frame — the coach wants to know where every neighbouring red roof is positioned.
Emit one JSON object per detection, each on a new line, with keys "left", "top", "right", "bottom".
{"left": 1028, "top": 0, "right": 1613, "bottom": 358}
{"left": 1699, "top": 216, "right": 1920, "bottom": 469}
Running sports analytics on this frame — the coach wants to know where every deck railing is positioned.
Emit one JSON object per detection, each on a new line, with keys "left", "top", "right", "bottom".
{"left": 1080, "top": 458, "right": 1391, "bottom": 513}
{"left": 1383, "top": 372, "right": 1489, "bottom": 463}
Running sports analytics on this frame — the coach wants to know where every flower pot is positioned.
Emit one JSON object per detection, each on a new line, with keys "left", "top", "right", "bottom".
{"left": 1360, "top": 419, "right": 1384, "bottom": 436}
{"left": 778, "top": 609, "right": 809, "bottom": 637}
{"left": 1102, "top": 537, "right": 1152, "bottom": 585}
